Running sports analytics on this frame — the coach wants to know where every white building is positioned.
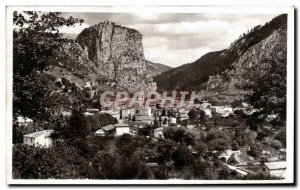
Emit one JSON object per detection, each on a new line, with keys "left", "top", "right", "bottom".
{"left": 200, "top": 102, "right": 212, "bottom": 109}
{"left": 95, "top": 125, "right": 115, "bottom": 137}
{"left": 115, "top": 123, "right": 130, "bottom": 136}
{"left": 210, "top": 106, "right": 233, "bottom": 117}
{"left": 170, "top": 117, "right": 177, "bottom": 124}
{"left": 86, "top": 108, "right": 99, "bottom": 114}
{"left": 17, "top": 117, "right": 33, "bottom": 126}
{"left": 179, "top": 110, "right": 189, "bottom": 121}
{"left": 186, "top": 125, "right": 195, "bottom": 130}
{"left": 154, "top": 127, "right": 164, "bottom": 139}
{"left": 262, "top": 161, "right": 286, "bottom": 179}
{"left": 23, "top": 130, "right": 54, "bottom": 148}
{"left": 201, "top": 108, "right": 212, "bottom": 118}
{"left": 121, "top": 108, "right": 135, "bottom": 119}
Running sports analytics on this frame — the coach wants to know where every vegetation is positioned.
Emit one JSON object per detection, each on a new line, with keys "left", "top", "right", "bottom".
{"left": 13, "top": 11, "right": 82, "bottom": 122}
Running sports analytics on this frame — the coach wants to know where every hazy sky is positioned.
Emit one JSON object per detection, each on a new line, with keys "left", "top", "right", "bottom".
{"left": 60, "top": 12, "right": 277, "bottom": 67}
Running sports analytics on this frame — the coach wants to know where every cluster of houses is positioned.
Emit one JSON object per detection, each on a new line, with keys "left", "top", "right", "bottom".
{"left": 18, "top": 99, "right": 287, "bottom": 179}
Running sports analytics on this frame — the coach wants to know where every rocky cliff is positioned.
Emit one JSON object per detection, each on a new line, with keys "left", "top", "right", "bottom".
{"left": 76, "top": 21, "right": 156, "bottom": 92}
{"left": 154, "top": 14, "right": 287, "bottom": 93}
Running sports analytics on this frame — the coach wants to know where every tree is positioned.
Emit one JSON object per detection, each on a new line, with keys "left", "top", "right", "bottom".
{"left": 13, "top": 142, "right": 88, "bottom": 179}
{"left": 206, "top": 129, "right": 231, "bottom": 143}
{"left": 188, "top": 109, "right": 199, "bottom": 120}
{"left": 161, "top": 108, "right": 166, "bottom": 116}
{"left": 172, "top": 146, "right": 194, "bottom": 168}
{"left": 138, "top": 124, "right": 152, "bottom": 137}
{"left": 193, "top": 159, "right": 211, "bottom": 179}
{"left": 63, "top": 109, "right": 89, "bottom": 139}
{"left": 163, "top": 127, "right": 195, "bottom": 146}
{"left": 238, "top": 52, "right": 287, "bottom": 131}
{"left": 249, "top": 142, "right": 263, "bottom": 158}
{"left": 194, "top": 142, "right": 208, "bottom": 154}
{"left": 233, "top": 128, "right": 257, "bottom": 147}
{"left": 90, "top": 151, "right": 120, "bottom": 179}
{"left": 13, "top": 11, "right": 82, "bottom": 122}
{"left": 270, "top": 139, "right": 282, "bottom": 150}
{"left": 231, "top": 141, "right": 240, "bottom": 151}
{"left": 208, "top": 138, "right": 230, "bottom": 152}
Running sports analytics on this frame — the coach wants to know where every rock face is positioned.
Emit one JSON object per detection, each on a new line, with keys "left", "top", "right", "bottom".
{"left": 154, "top": 14, "right": 287, "bottom": 92}
{"left": 76, "top": 21, "right": 156, "bottom": 91}
{"left": 204, "top": 20, "right": 287, "bottom": 96}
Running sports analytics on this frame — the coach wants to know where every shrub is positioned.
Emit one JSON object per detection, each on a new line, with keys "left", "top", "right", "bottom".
{"left": 172, "top": 146, "right": 195, "bottom": 168}
{"left": 194, "top": 142, "right": 208, "bottom": 154}
{"left": 193, "top": 159, "right": 211, "bottom": 179}
{"left": 231, "top": 141, "right": 240, "bottom": 151}
{"left": 249, "top": 142, "right": 263, "bottom": 158}
{"left": 270, "top": 139, "right": 282, "bottom": 150}
{"left": 208, "top": 138, "right": 230, "bottom": 152}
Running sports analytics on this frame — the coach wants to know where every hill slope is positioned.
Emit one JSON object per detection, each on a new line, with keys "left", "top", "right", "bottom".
{"left": 153, "top": 14, "right": 287, "bottom": 92}
{"left": 145, "top": 60, "right": 172, "bottom": 76}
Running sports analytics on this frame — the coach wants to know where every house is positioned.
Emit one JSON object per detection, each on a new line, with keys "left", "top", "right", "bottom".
{"left": 170, "top": 117, "right": 177, "bottom": 124}
{"left": 124, "top": 121, "right": 150, "bottom": 129}
{"left": 186, "top": 125, "right": 195, "bottom": 130}
{"left": 262, "top": 161, "right": 286, "bottom": 179}
{"left": 114, "top": 123, "right": 130, "bottom": 136}
{"left": 179, "top": 110, "right": 189, "bottom": 121}
{"left": 23, "top": 130, "right": 54, "bottom": 148}
{"left": 121, "top": 108, "right": 135, "bottom": 119}
{"left": 86, "top": 108, "right": 99, "bottom": 114}
{"left": 154, "top": 127, "right": 164, "bottom": 139}
{"left": 210, "top": 106, "right": 222, "bottom": 114}
{"left": 61, "top": 111, "right": 72, "bottom": 117}
{"left": 200, "top": 102, "right": 212, "bottom": 109}
{"left": 145, "top": 162, "right": 159, "bottom": 168}
{"left": 210, "top": 106, "right": 233, "bottom": 117}
{"left": 95, "top": 125, "right": 115, "bottom": 137}
{"left": 200, "top": 107, "right": 212, "bottom": 118}
{"left": 84, "top": 112, "right": 94, "bottom": 116}
{"left": 133, "top": 110, "right": 153, "bottom": 125}
{"left": 17, "top": 117, "right": 33, "bottom": 126}
{"left": 136, "top": 107, "right": 152, "bottom": 117}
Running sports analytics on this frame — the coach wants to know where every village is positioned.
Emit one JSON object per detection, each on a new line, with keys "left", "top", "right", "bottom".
{"left": 17, "top": 97, "right": 287, "bottom": 180}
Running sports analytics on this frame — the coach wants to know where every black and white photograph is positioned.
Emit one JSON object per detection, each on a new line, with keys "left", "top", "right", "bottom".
{"left": 6, "top": 6, "right": 295, "bottom": 185}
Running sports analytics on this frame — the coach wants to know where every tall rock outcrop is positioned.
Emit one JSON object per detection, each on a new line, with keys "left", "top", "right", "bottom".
{"left": 76, "top": 21, "right": 156, "bottom": 91}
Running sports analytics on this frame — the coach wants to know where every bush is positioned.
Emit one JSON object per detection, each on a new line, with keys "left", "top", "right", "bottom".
{"left": 231, "top": 141, "right": 240, "bottom": 151}
{"left": 270, "top": 139, "right": 282, "bottom": 150}
{"left": 193, "top": 159, "right": 211, "bottom": 179}
{"left": 163, "top": 127, "right": 196, "bottom": 146}
{"left": 206, "top": 129, "right": 231, "bottom": 142}
{"left": 249, "top": 142, "right": 263, "bottom": 158}
{"left": 208, "top": 138, "right": 230, "bottom": 152}
{"left": 194, "top": 142, "right": 208, "bottom": 154}
{"left": 172, "top": 146, "right": 195, "bottom": 168}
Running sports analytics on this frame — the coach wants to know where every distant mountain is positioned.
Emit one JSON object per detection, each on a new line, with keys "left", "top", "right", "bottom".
{"left": 153, "top": 14, "right": 287, "bottom": 93}
{"left": 145, "top": 60, "right": 172, "bottom": 77}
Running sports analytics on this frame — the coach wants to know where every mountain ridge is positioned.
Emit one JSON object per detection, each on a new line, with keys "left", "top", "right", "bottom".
{"left": 153, "top": 14, "right": 287, "bottom": 92}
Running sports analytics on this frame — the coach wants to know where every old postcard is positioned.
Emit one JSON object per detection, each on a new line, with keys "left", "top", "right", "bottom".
{"left": 6, "top": 6, "right": 295, "bottom": 185}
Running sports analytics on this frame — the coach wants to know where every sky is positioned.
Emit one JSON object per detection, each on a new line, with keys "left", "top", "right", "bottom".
{"left": 60, "top": 12, "right": 277, "bottom": 67}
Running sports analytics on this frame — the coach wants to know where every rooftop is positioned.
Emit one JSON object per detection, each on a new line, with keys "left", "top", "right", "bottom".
{"left": 264, "top": 161, "right": 286, "bottom": 170}
{"left": 101, "top": 125, "right": 115, "bottom": 131}
{"left": 24, "top": 130, "right": 54, "bottom": 138}
{"left": 114, "top": 123, "right": 130, "bottom": 128}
